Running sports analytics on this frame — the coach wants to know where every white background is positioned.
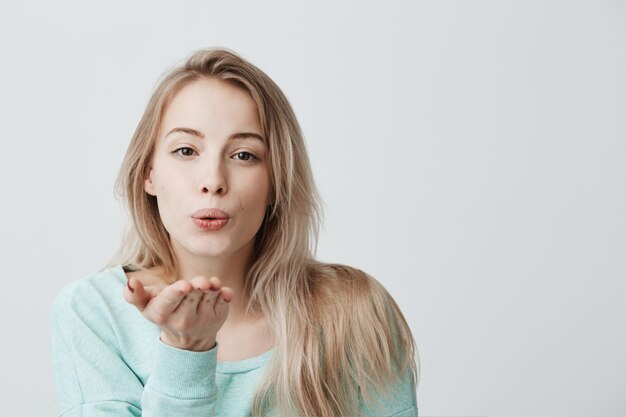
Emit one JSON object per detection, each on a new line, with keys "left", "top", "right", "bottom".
{"left": 0, "top": 1, "right": 624, "bottom": 416}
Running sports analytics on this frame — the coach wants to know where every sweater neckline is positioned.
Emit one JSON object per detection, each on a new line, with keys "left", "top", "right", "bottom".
{"left": 111, "top": 264, "right": 275, "bottom": 374}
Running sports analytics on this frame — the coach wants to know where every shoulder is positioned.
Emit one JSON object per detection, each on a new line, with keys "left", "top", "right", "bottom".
{"left": 310, "top": 261, "right": 407, "bottom": 345}
{"left": 311, "top": 262, "right": 373, "bottom": 290}
{"left": 53, "top": 265, "right": 126, "bottom": 308}
{"left": 310, "top": 262, "right": 419, "bottom": 413}
{"left": 51, "top": 265, "right": 130, "bottom": 337}
{"left": 311, "top": 262, "right": 395, "bottom": 313}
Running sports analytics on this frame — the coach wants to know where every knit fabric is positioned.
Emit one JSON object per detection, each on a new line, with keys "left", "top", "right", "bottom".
{"left": 51, "top": 265, "right": 418, "bottom": 416}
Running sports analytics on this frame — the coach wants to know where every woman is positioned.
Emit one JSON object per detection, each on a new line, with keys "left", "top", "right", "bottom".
{"left": 51, "top": 47, "right": 420, "bottom": 417}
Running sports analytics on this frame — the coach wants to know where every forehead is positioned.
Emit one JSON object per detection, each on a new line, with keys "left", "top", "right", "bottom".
{"left": 160, "top": 78, "right": 262, "bottom": 137}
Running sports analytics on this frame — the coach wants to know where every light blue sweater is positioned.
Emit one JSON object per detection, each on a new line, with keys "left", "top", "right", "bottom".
{"left": 50, "top": 265, "right": 418, "bottom": 416}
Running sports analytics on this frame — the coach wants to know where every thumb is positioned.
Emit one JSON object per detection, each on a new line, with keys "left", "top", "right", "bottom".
{"left": 124, "top": 277, "right": 150, "bottom": 310}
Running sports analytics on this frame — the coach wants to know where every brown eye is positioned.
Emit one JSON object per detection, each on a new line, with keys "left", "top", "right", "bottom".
{"left": 172, "top": 147, "right": 195, "bottom": 157}
{"left": 234, "top": 151, "right": 258, "bottom": 162}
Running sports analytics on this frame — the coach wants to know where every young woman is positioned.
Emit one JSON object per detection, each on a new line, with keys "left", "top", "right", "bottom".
{"left": 51, "top": 47, "right": 420, "bottom": 417}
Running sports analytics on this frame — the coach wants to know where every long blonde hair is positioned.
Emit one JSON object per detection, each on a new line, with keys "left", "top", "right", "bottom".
{"left": 104, "top": 47, "right": 419, "bottom": 416}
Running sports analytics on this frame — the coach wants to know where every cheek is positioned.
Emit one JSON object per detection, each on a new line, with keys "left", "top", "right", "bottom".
{"left": 154, "top": 166, "right": 185, "bottom": 193}
{"left": 236, "top": 175, "right": 270, "bottom": 213}
{"left": 152, "top": 172, "right": 186, "bottom": 215}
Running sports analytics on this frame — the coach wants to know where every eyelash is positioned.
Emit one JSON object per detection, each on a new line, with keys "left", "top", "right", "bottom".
{"left": 172, "top": 147, "right": 259, "bottom": 162}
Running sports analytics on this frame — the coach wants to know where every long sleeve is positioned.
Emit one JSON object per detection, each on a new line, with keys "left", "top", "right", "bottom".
{"left": 50, "top": 279, "right": 221, "bottom": 417}
{"left": 51, "top": 282, "right": 143, "bottom": 416}
{"left": 142, "top": 338, "right": 219, "bottom": 415}
{"left": 50, "top": 265, "right": 418, "bottom": 416}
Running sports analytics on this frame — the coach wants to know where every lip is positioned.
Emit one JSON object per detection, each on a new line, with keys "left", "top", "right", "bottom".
{"left": 192, "top": 217, "right": 229, "bottom": 231}
{"left": 191, "top": 208, "right": 230, "bottom": 220}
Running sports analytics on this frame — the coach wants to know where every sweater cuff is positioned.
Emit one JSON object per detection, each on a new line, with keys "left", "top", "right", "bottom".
{"left": 147, "top": 337, "right": 218, "bottom": 400}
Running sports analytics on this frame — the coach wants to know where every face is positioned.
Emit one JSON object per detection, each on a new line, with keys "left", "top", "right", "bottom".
{"left": 144, "top": 77, "right": 271, "bottom": 262}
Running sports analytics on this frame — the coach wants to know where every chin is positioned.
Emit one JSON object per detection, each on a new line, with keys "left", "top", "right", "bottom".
{"left": 182, "top": 232, "right": 255, "bottom": 259}
{"left": 193, "top": 242, "right": 233, "bottom": 257}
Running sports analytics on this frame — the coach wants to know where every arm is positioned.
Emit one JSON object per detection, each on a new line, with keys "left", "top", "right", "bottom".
{"left": 51, "top": 280, "right": 224, "bottom": 416}
{"left": 141, "top": 338, "right": 219, "bottom": 415}
{"left": 51, "top": 282, "right": 144, "bottom": 416}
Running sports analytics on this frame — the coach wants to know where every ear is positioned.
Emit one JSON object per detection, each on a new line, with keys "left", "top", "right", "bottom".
{"left": 144, "top": 168, "right": 157, "bottom": 196}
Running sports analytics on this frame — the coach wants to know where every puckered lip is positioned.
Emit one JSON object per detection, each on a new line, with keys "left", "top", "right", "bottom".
{"left": 191, "top": 208, "right": 230, "bottom": 219}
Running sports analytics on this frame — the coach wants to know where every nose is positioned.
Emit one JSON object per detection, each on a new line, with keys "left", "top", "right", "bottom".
{"left": 199, "top": 160, "right": 228, "bottom": 195}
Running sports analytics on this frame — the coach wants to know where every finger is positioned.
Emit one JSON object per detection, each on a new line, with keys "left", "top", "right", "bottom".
{"left": 186, "top": 275, "right": 218, "bottom": 311}
{"left": 174, "top": 285, "right": 209, "bottom": 317}
{"left": 175, "top": 276, "right": 210, "bottom": 315}
{"left": 196, "top": 288, "right": 220, "bottom": 315}
{"left": 213, "top": 289, "right": 231, "bottom": 316}
{"left": 203, "top": 276, "right": 222, "bottom": 291}
{"left": 124, "top": 277, "right": 151, "bottom": 310}
{"left": 219, "top": 287, "right": 234, "bottom": 302}
{"left": 145, "top": 280, "right": 192, "bottom": 318}
{"left": 189, "top": 276, "right": 214, "bottom": 293}
{"left": 198, "top": 286, "right": 232, "bottom": 315}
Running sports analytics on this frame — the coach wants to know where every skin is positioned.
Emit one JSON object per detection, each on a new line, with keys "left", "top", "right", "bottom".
{"left": 123, "top": 77, "right": 271, "bottom": 352}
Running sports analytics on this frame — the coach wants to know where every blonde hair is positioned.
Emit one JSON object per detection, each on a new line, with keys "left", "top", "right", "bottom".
{"left": 104, "top": 47, "right": 419, "bottom": 416}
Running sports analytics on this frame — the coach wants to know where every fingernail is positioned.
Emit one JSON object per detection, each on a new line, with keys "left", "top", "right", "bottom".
{"left": 127, "top": 279, "right": 134, "bottom": 293}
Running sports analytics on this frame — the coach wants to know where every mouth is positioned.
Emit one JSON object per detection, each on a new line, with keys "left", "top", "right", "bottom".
{"left": 192, "top": 217, "right": 229, "bottom": 231}
{"left": 192, "top": 207, "right": 230, "bottom": 219}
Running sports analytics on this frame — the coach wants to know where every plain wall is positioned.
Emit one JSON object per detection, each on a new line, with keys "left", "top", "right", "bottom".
{"left": 0, "top": 0, "right": 624, "bottom": 416}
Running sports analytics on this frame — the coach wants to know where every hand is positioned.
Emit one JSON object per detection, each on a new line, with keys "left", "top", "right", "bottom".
{"left": 124, "top": 275, "right": 234, "bottom": 352}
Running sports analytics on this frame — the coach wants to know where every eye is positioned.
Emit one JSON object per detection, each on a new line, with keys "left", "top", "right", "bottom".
{"left": 233, "top": 151, "right": 258, "bottom": 162}
{"left": 172, "top": 147, "right": 196, "bottom": 158}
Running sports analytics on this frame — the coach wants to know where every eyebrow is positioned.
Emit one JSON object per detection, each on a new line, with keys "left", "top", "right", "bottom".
{"left": 165, "top": 127, "right": 264, "bottom": 142}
